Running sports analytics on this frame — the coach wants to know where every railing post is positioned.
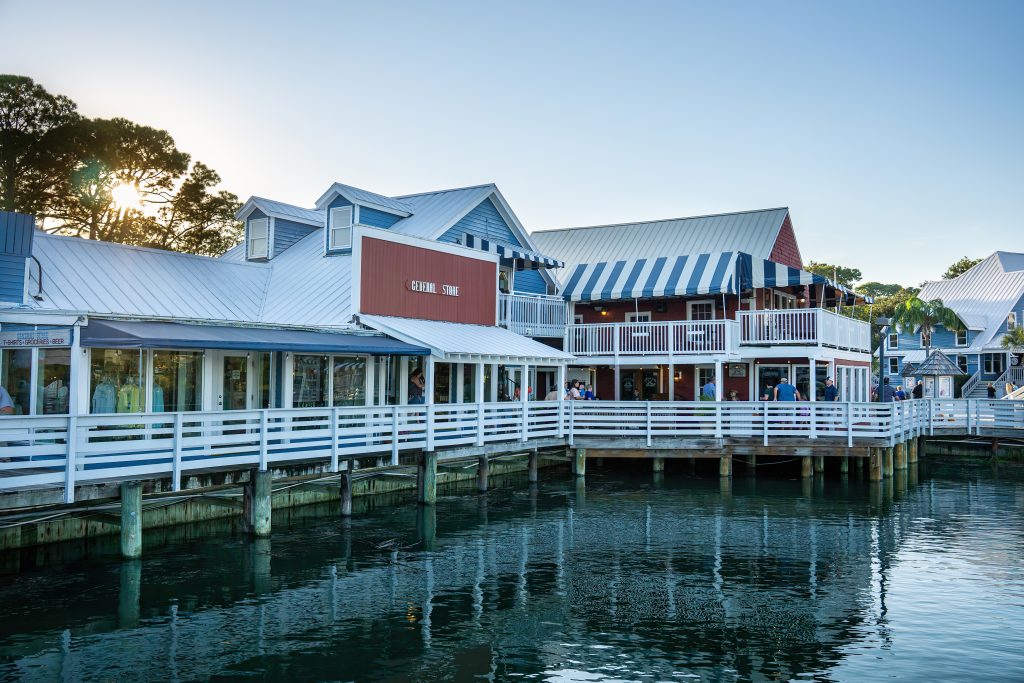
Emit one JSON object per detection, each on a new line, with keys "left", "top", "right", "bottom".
{"left": 928, "top": 399, "right": 934, "bottom": 436}
{"left": 63, "top": 416, "right": 77, "bottom": 504}
{"left": 172, "top": 412, "right": 183, "bottom": 492}
{"left": 612, "top": 326, "right": 620, "bottom": 363}
{"left": 846, "top": 402, "right": 853, "bottom": 447}
{"left": 568, "top": 399, "right": 575, "bottom": 447}
{"left": 391, "top": 406, "right": 400, "bottom": 466}
{"left": 966, "top": 398, "right": 973, "bottom": 435}
{"left": 646, "top": 401, "right": 652, "bottom": 446}
{"left": 476, "top": 401, "right": 485, "bottom": 446}
{"left": 329, "top": 406, "right": 339, "bottom": 472}
{"left": 426, "top": 404, "right": 435, "bottom": 452}
{"left": 259, "top": 409, "right": 270, "bottom": 472}
{"left": 763, "top": 403, "right": 769, "bottom": 445}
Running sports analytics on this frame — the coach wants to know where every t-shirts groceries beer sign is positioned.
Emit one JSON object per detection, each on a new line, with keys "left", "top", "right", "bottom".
{"left": 0, "top": 328, "right": 71, "bottom": 347}
{"left": 407, "top": 280, "right": 460, "bottom": 297}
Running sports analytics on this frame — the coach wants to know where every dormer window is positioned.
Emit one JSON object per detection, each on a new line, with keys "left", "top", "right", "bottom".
{"left": 248, "top": 218, "right": 269, "bottom": 259}
{"left": 330, "top": 206, "right": 354, "bottom": 251}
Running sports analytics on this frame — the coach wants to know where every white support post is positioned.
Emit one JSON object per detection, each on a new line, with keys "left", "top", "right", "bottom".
{"left": 714, "top": 360, "right": 723, "bottom": 401}
{"left": 399, "top": 356, "right": 409, "bottom": 404}
{"left": 365, "top": 356, "right": 376, "bottom": 406}
{"left": 259, "top": 409, "right": 269, "bottom": 472}
{"left": 646, "top": 401, "right": 652, "bottom": 446}
{"left": 521, "top": 364, "right": 530, "bottom": 442}
{"left": 967, "top": 398, "right": 973, "bottom": 434}
{"left": 455, "top": 363, "right": 465, "bottom": 404}
{"left": 928, "top": 399, "right": 934, "bottom": 436}
{"left": 613, "top": 364, "right": 621, "bottom": 401}
{"left": 809, "top": 359, "right": 817, "bottom": 440}
{"left": 391, "top": 406, "right": 399, "bottom": 466}
{"left": 763, "top": 404, "right": 769, "bottom": 446}
{"left": 557, "top": 364, "right": 567, "bottom": 438}
{"left": 172, "top": 412, "right": 183, "bottom": 491}
{"left": 489, "top": 364, "right": 498, "bottom": 403}
{"left": 568, "top": 398, "right": 575, "bottom": 447}
{"left": 425, "top": 357, "right": 435, "bottom": 406}
{"left": 330, "top": 406, "right": 340, "bottom": 472}
{"left": 667, "top": 362, "right": 674, "bottom": 401}
{"left": 846, "top": 402, "right": 853, "bottom": 447}
{"left": 63, "top": 415, "right": 77, "bottom": 504}
{"left": 475, "top": 361, "right": 486, "bottom": 446}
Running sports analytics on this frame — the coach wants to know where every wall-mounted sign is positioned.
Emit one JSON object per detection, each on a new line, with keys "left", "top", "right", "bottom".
{"left": 0, "top": 328, "right": 71, "bottom": 347}
{"left": 728, "top": 364, "right": 747, "bottom": 378}
{"left": 407, "top": 280, "right": 460, "bottom": 297}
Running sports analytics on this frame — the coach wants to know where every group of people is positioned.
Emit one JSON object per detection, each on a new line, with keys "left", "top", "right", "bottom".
{"left": 872, "top": 377, "right": 924, "bottom": 402}
{"left": 545, "top": 379, "right": 597, "bottom": 401}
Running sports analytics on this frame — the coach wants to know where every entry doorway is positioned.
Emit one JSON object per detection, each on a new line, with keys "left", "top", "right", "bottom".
{"left": 756, "top": 364, "right": 788, "bottom": 400}
{"left": 212, "top": 352, "right": 251, "bottom": 411}
{"left": 694, "top": 365, "right": 715, "bottom": 400}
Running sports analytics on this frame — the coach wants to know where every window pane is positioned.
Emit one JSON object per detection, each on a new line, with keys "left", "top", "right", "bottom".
{"left": 153, "top": 351, "right": 203, "bottom": 412}
{"left": 293, "top": 355, "right": 329, "bottom": 407}
{"left": 255, "top": 352, "right": 273, "bottom": 408}
{"left": 90, "top": 348, "right": 144, "bottom": 414}
{"left": 37, "top": 348, "right": 71, "bottom": 414}
{"left": 332, "top": 356, "right": 366, "bottom": 406}
{"left": 1, "top": 349, "right": 32, "bottom": 415}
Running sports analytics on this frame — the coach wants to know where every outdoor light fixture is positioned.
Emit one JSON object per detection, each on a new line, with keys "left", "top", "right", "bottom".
{"left": 601, "top": 310, "right": 608, "bottom": 316}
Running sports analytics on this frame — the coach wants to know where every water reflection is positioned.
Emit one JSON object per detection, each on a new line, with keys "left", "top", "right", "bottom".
{"left": 1, "top": 464, "right": 1023, "bottom": 682}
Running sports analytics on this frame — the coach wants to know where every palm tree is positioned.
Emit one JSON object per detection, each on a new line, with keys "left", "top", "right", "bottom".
{"left": 889, "top": 297, "right": 963, "bottom": 354}
{"left": 1001, "top": 326, "right": 1024, "bottom": 352}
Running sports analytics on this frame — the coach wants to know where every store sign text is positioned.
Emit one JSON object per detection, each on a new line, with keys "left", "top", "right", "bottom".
{"left": 0, "top": 328, "right": 72, "bottom": 347}
{"left": 407, "top": 280, "right": 460, "bottom": 297}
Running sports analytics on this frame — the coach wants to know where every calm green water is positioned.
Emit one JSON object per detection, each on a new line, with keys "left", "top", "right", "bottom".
{"left": 2, "top": 462, "right": 1024, "bottom": 682}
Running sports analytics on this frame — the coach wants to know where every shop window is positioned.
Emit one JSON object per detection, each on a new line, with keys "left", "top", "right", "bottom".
{"left": 255, "top": 352, "right": 273, "bottom": 409}
{"left": 154, "top": 350, "right": 203, "bottom": 412}
{"left": 293, "top": 355, "right": 329, "bottom": 408}
{"left": 463, "top": 364, "right": 475, "bottom": 403}
{"left": 90, "top": 349, "right": 145, "bottom": 414}
{"left": 36, "top": 348, "right": 71, "bottom": 415}
{"left": 0, "top": 349, "right": 32, "bottom": 415}
{"left": 332, "top": 356, "right": 366, "bottom": 406}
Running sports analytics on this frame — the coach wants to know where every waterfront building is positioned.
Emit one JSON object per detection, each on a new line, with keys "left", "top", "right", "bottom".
{"left": 881, "top": 251, "right": 1024, "bottom": 397}
{"left": 530, "top": 208, "right": 874, "bottom": 401}
{"left": 0, "top": 182, "right": 572, "bottom": 420}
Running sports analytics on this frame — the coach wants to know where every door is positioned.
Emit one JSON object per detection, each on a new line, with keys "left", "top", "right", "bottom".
{"left": 757, "top": 364, "right": 788, "bottom": 400}
{"left": 695, "top": 365, "right": 715, "bottom": 400}
{"left": 215, "top": 352, "right": 251, "bottom": 411}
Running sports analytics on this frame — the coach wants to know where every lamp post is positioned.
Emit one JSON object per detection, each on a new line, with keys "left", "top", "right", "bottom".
{"left": 875, "top": 316, "right": 891, "bottom": 402}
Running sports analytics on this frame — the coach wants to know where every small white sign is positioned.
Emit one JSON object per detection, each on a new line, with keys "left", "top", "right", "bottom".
{"left": 0, "top": 328, "right": 72, "bottom": 347}
{"left": 407, "top": 280, "right": 459, "bottom": 297}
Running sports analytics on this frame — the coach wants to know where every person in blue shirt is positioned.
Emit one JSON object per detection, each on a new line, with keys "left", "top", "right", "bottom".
{"left": 823, "top": 378, "right": 839, "bottom": 402}
{"left": 774, "top": 377, "right": 801, "bottom": 401}
{"left": 584, "top": 384, "right": 596, "bottom": 400}
{"left": 701, "top": 377, "right": 717, "bottom": 401}
{"left": 873, "top": 377, "right": 895, "bottom": 402}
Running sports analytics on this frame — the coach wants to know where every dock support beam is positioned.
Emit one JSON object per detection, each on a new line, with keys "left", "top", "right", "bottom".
{"left": 243, "top": 469, "right": 272, "bottom": 537}
{"left": 869, "top": 449, "right": 882, "bottom": 482}
{"left": 894, "top": 442, "right": 907, "bottom": 471}
{"left": 908, "top": 438, "right": 918, "bottom": 464}
{"left": 340, "top": 466, "right": 353, "bottom": 517}
{"left": 814, "top": 456, "right": 825, "bottom": 474}
{"left": 719, "top": 455, "right": 732, "bottom": 478}
{"left": 528, "top": 449, "right": 539, "bottom": 483}
{"left": 653, "top": 457, "right": 665, "bottom": 473}
{"left": 418, "top": 450, "right": 437, "bottom": 505}
{"left": 801, "top": 456, "right": 813, "bottom": 479}
{"left": 119, "top": 481, "right": 142, "bottom": 559}
{"left": 573, "top": 448, "right": 586, "bottom": 478}
{"left": 839, "top": 456, "right": 849, "bottom": 474}
{"left": 477, "top": 455, "right": 489, "bottom": 492}
{"left": 748, "top": 455, "right": 757, "bottom": 471}
{"left": 883, "top": 447, "right": 894, "bottom": 479}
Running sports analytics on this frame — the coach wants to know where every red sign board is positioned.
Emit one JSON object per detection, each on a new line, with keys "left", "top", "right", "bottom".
{"left": 359, "top": 237, "right": 497, "bottom": 325}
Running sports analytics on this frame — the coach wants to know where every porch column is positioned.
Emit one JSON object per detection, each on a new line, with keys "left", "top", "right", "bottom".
{"left": 489, "top": 364, "right": 498, "bottom": 402}
{"left": 455, "top": 363, "right": 465, "bottom": 403}
{"left": 614, "top": 364, "right": 621, "bottom": 400}
{"left": 521, "top": 363, "right": 530, "bottom": 441}
{"left": 475, "top": 362, "right": 485, "bottom": 403}
{"left": 714, "top": 360, "right": 723, "bottom": 401}
{"left": 667, "top": 362, "right": 675, "bottom": 400}
{"left": 808, "top": 359, "right": 816, "bottom": 402}
{"left": 424, "top": 357, "right": 435, "bottom": 406}
{"left": 399, "top": 356, "right": 409, "bottom": 404}
{"left": 365, "top": 356, "right": 376, "bottom": 406}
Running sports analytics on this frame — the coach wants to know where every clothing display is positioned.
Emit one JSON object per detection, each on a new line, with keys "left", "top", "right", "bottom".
{"left": 116, "top": 382, "right": 143, "bottom": 413}
{"left": 92, "top": 379, "right": 117, "bottom": 413}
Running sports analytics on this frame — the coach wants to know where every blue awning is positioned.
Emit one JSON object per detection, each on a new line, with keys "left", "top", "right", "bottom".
{"left": 744, "top": 255, "right": 872, "bottom": 304}
{"left": 561, "top": 252, "right": 741, "bottom": 302}
{"left": 463, "top": 234, "right": 564, "bottom": 268}
{"left": 80, "top": 319, "right": 429, "bottom": 355}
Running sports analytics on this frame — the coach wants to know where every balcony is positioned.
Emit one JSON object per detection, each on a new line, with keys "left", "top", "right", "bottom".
{"left": 737, "top": 309, "right": 871, "bottom": 352}
{"left": 565, "top": 320, "right": 737, "bottom": 359}
{"left": 498, "top": 292, "right": 569, "bottom": 337}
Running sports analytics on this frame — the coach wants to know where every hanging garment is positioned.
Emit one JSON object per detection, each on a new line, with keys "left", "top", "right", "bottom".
{"left": 152, "top": 384, "right": 165, "bottom": 413}
{"left": 92, "top": 381, "right": 117, "bottom": 413}
{"left": 116, "top": 383, "right": 143, "bottom": 413}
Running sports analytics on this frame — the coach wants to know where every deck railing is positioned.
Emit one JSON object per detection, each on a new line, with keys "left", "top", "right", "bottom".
{"left": 2, "top": 398, "right": 1022, "bottom": 503}
{"left": 737, "top": 309, "right": 871, "bottom": 351}
{"left": 498, "top": 293, "right": 568, "bottom": 337}
{"left": 565, "top": 320, "right": 737, "bottom": 358}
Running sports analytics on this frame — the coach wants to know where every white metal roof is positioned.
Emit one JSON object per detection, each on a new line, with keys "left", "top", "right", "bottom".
{"left": 531, "top": 208, "right": 790, "bottom": 287}
{"left": 258, "top": 230, "right": 353, "bottom": 327}
{"left": 236, "top": 196, "right": 324, "bottom": 226}
{"left": 314, "top": 183, "right": 414, "bottom": 215}
{"left": 357, "top": 314, "right": 574, "bottom": 364}
{"left": 390, "top": 184, "right": 496, "bottom": 239}
{"left": 917, "top": 251, "right": 1024, "bottom": 347}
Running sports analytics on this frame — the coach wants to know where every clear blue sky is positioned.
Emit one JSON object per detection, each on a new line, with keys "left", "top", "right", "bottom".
{"left": 2, "top": 0, "right": 1021, "bottom": 285}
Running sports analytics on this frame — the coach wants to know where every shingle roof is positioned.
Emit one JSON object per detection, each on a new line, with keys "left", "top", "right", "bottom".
{"left": 530, "top": 208, "right": 790, "bottom": 287}
{"left": 917, "top": 251, "right": 1024, "bottom": 347}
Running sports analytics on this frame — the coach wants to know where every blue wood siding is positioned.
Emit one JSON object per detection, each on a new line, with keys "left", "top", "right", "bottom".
{"left": 439, "top": 198, "right": 522, "bottom": 247}
{"left": 0, "top": 211, "right": 33, "bottom": 303}
{"left": 359, "top": 207, "right": 402, "bottom": 229}
{"left": 995, "top": 292, "right": 1024, "bottom": 334}
{"left": 513, "top": 269, "right": 548, "bottom": 295}
{"left": 272, "top": 218, "right": 317, "bottom": 258}
{"left": 325, "top": 197, "right": 354, "bottom": 255}
{"left": 890, "top": 323, "right": 977, "bottom": 352}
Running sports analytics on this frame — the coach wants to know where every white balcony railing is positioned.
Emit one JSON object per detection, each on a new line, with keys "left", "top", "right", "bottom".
{"left": 565, "top": 320, "right": 737, "bottom": 358}
{"left": 737, "top": 309, "right": 871, "bottom": 352}
{"left": 499, "top": 293, "right": 569, "bottom": 337}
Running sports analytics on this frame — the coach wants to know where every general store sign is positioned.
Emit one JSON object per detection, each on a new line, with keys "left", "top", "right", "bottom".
{"left": 407, "top": 280, "right": 460, "bottom": 297}
{"left": 0, "top": 328, "right": 72, "bottom": 347}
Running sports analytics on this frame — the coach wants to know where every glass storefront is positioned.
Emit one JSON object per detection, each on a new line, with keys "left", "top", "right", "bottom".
{"left": 0, "top": 349, "right": 33, "bottom": 415}
{"left": 332, "top": 356, "right": 366, "bottom": 406}
{"left": 293, "top": 355, "right": 329, "bottom": 408}
{"left": 153, "top": 350, "right": 203, "bottom": 412}
{"left": 90, "top": 348, "right": 144, "bottom": 414}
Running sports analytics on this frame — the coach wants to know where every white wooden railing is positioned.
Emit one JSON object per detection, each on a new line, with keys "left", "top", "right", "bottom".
{"left": 737, "top": 309, "right": 871, "bottom": 352}
{"left": 2, "top": 399, "right": 1022, "bottom": 503}
{"left": 565, "top": 320, "right": 737, "bottom": 358}
{"left": 961, "top": 369, "right": 983, "bottom": 398}
{"left": 498, "top": 293, "right": 568, "bottom": 337}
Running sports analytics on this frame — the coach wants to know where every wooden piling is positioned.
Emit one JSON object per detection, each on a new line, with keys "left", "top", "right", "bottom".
{"left": 242, "top": 469, "right": 272, "bottom": 537}
{"left": 814, "top": 455, "right": 825, "bottom": 474}
{"left": 653, "top": 457, "right": 665, "bottom": 473}
{"left": 528, "top": 449, "right": 539, "bottom": 483}
{"left": 883, "top": 447, "right": 894, "bottom": 479}
{"left": 719, "top": 455, "right": 732, "bottom": 478}
{"left": 894, "top": 442, "right": 907, "bottom": 471}
{"left": 869, "top": 448, "right": 882, "bottom": 482}
{"left": 573, "top": 448, "right": 587, "bottom": 478}
{"left": 908, "top": 438, "right": 918, "bottom": 464}
{"left": 340, "top": 466, "right": 353, "bottom": 517}
{"left": 119, "top": 481, "right": 142, "bottom": 559}
{"left": 801, "top": 456, "right": 813, "bottom": 479}
{"left": 477, "top": 455, "right": 489, "bottom": 492}
{"left": 840, "top": 456, "right": 849, "bottom": 474}
{"left": 418, "top": 450, "right": 437, "bottom": 505}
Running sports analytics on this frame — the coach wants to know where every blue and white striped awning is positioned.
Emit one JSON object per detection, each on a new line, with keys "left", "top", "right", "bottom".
{"left": 462, "top": 234, "right": 564, "bottom": 268}
{"left": 747, "top": 256, "right": 871, "bottom": 303}
{"left": 562, "top": 252, "right": 741, "bottom": 302}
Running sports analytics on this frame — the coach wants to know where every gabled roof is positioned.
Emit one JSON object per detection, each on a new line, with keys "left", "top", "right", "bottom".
{"left": 531, "top": 208, "right": 791, "bottom": 287}
{"left": 314, "top": 182, "right": 413, "bottom": 216}
{"left": 390, "top": 184, "right": 497, "bottom": 239}
{"left": 918, "top": 251, "right": 1024, "bottom": 346}
{"left": 236, "top": 196, "right": 324, "bottom": 226}
{"left": 911, "top": 349, "right": 965, "bottom": 376}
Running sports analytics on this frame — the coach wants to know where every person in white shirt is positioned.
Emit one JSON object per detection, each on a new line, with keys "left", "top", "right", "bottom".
{"left": 0, "top": 385, "right": 13, "bottom": 415}
{"left": 569, "top": 380, "right": 583, "bottom": 400}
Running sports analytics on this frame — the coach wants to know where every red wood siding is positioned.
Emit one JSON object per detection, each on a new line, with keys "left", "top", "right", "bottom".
{"left": 768, "top": 214, "right": 803, "bottom": 269}
{"left": 360, "top": 237, "right": 497, "bottom": 325}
